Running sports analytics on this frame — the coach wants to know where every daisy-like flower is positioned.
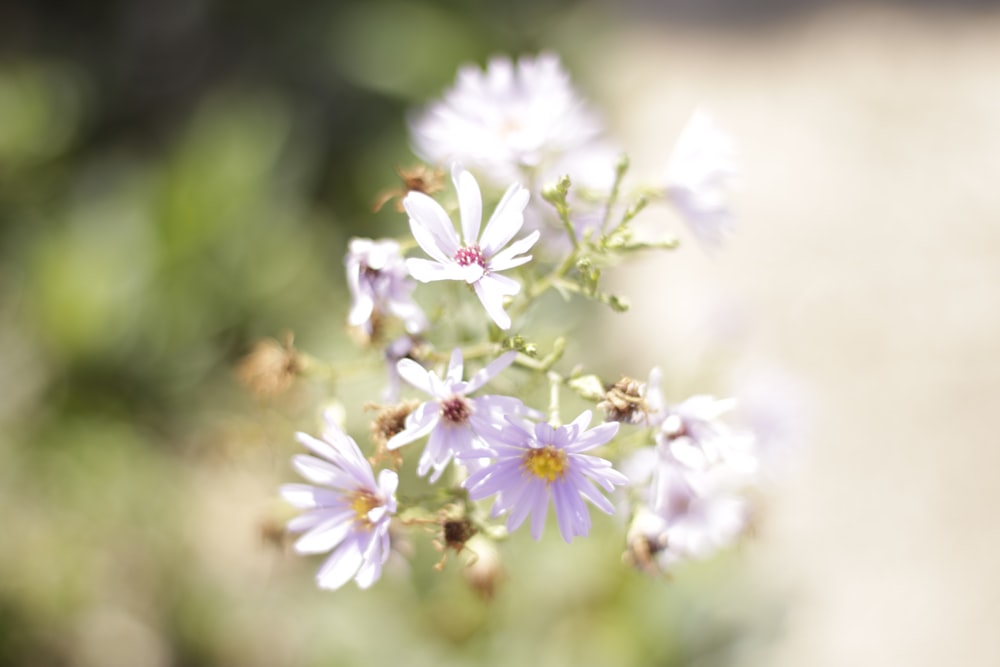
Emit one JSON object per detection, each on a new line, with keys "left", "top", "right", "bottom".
{"left": 665, "top": 110, "right": 737, "bottom": 248}
{"left": 403, "top": 165, "right": 538, "bottom": 330}
{"left": 409, "top": 52, "right": 606, "bottom": 186}
{"left": 346, "top": 238, "right": 426, "bottom": 337}
{"left": 624, "top": 463, "right": 753, "bottom": 574}
{"left": 464, "top": 410, "right": 628, "bottom": 543}
{"left": 658, "top": 395, "right": 757, "bottom": 472}
{"left": 387, "top": 348, "right": 526, "bottom": 482}
{"left": 642, "top": 367, "right": 756, "bottom": 472}
{"left": 280, "top": 412, "right": 398, "bottom": 591}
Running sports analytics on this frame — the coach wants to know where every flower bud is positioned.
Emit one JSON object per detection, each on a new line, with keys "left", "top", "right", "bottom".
{"left": 237, "top": 333, "right": 299, "bottom": 398}
{"left": 462, "top": 535, "right": 503, "bottom": 601}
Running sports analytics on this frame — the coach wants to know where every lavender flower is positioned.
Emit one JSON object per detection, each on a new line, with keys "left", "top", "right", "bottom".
{"left": 409, "top": 53, "right": 606, "bottom": 186}
{"left": 625, "top": 463, "right": 752, "bottom": 574}
{"left": 643, "top": 367, "right": 756, "bottom": 472}
{"left": 346, "top": 237, "right": 427, "bottom": 336}
{"left": 658, "top": 395, "right": 757, "bottom": 472}
{"left": 464, "top": 410, "right": 628, "bottom": 543}
{"left": 387, "top": 348, "right": 526, "bottom": 482}
{"left": 665, "top": 110, "right": 737, "bottom": 248}
{"left": 381, "top": 334, "right": 419, "bottom": 403}
{"left": 280, "top": 412, "right": 398, "bottom": 590}
{"left": 404, "top": 165, "right": 539, "bottom": 330}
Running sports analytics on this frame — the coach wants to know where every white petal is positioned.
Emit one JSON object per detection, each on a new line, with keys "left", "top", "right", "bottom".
{"left": 294, "top": 513, "right": 355, "bottom": 554}
{"left": 484, "top": 272, "right": 521, "bottom": 296}
{"left": 489, "top": 230, "right": 539, "bottom": 271}
{"left": 446, "top": 348, "right": 464, "bottom": 384}
{"left": 396, "top": 358, "right": 435, "bottom": 395}
{"left": 315, "top": 537, "right": 364, "bottom": 590}
{"left": 279, "top": 483, "right": 339, "bottom": 509}
{"left": 291, "top": 455, "right": 354, "bottom": 488}
{"left": 404, "top": 191, "right": 459, "bottom": 262}
{"left": 387, "top": 404, "right": 439, "bottom": 450}
{"left": 473, "top": 277, "right": 511, "bottom": 330}
{"left": 377, "top": 469, "right": 399, "bottom": 512}
{"left": 460, "top": 263, "right": 485, "bottom": 284}
{"left": 480, "top": 183, "right": 529, "bottom": 256}
{"left": 464, "top": 350, "right": 517, "bottom": 393}
{"left": 406, "top": 257, "right": 461, "bottom": 283}
{"left": 453, "top": 165, "right": 483, "bottom": 245}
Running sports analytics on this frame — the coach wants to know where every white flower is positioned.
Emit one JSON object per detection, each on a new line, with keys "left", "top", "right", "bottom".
{"left": 643, "top": 367, "right": 756, "bottom": 472}
{"left": 409, "top": 53, "right": 606, "bottom": 186}
{"left": 280, "top": 412, "right": 398, "bottom": 590}
{"left": 387, "top": 348, "right": 527, "bottom": 482}
{"left": 624, "top": 452, "right": 753, "bottom": 574}
{"left": 404, "top": 165, "right": 538, "bottom": 330}
{"left": 665, "top": 110, "right": 737, "bottom": 247}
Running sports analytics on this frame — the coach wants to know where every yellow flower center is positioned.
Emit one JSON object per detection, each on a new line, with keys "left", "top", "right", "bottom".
{"left": 349, "top": 490, "right": 380, "bottom": 527}
{"left": 522, "top": 445, "right": 568, "bottom": 483}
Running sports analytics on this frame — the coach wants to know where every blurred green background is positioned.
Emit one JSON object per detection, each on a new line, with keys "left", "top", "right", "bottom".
{"left": 5, "top": 0, "right": 1000, "bottom": 665}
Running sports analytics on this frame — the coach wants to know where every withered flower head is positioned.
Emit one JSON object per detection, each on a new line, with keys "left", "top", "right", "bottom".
{"left": 442, "top": 517, "right": 477, "bottom": 553}
{"left": 373, "top": 164, "right": 446, "bottom": 213}
{"left": 366, "top": 400, "right": 419, "bottom": 468}
{"left": 598, "top": 375, "right": 647, "bottom": 424}
{"left": 368, "top": 400, "right": 419, "bottom": 446}
{"left": 237, "top": 333, "right": 299, "bottom": 398}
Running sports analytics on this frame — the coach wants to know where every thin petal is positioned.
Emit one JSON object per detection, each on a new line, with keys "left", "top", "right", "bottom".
{"left": 483, "top": 272, "right": 521, "bottom": 296}
{"left": 453, "top": 165, "right": 482, "bottom": 245}
{"left": 446, "top": 348, "right": 464, "bottom": 384}
{"left": 396, "top": 359, "right": 435, "bottom": 395}
{"left": 480, "top": 183, "right": 530, "bottom": 256}
{"left": 566, "top": 421, "right": 620, "bottom": 453}
{"left": 287, "top": 508, "right": 339, "bottom": 533}
{"left": 387, "top": 405, "right": 439, "bottom": 450}
{"left": 473, "top": 277, "right": 512, "bottom": 329}
{"left": 406, "top": 257, "right": 461, "bottom": 283}
{"left": 315, "top": 536, "right": 364, "bottom": 590}
{"left": 404, "top": 191, "right": 460, "bottom": 261}
{"left": 528, "top": 483, "right": 550, "bottom": 540}
{"left": 294, "top": 513, "right": 355, "bottom": 554}
{"left": 291, "top": 454, "right": 356, "bottom": 489}
{"left": 488, "top": 230, "right": 540, "bottom": 271}
{"left": 464, "top": 350, "right": 517, "bottom": 393}
{"left": 280, "top": 484, "right": 341, "bottom": 509}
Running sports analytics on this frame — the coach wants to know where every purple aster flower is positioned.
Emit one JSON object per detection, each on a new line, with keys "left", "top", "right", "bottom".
{"left": 280, "top": 412, "right": 398, "bottom": 590}
{"left": 464, "top": 410, "right": 628, "bottom": 543}
{"left": 403, "top": 165, "right": 539, "bottom": 330}
{"left": 664, "top": 110, "right": 737, "bottom": 248}
{"left": 346, "top": 237, "right": 427, "bottom": 336}
{"left": 387, "top": 348, "right": 527, "bottom": 482}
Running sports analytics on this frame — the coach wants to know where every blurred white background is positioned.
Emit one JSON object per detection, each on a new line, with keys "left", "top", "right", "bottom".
{"left": 602, "top": 6, "right": 1000, "bottom": 665}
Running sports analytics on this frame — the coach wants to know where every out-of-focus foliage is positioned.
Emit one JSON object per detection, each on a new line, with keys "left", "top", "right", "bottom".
{"left": 0, "top": 1, "right": 782, "bottom": 666}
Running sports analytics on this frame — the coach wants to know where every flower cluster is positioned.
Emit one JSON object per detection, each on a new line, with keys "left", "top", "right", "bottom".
{"left": 262, "top": 52, "right": 784, "bottom": 593}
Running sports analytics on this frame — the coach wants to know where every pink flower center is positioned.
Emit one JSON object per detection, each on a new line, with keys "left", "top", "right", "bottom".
{"left": 440, "top": 395, "right": 472, "bottom": 424}
{"left": 454, "top": 245, "right": 487, "bottom": 268}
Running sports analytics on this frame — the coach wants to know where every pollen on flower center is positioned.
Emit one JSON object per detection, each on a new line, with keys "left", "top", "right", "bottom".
{"left": 454, "top": 245, "right": 487, "bottom": 268}
{"left": 349, "top": 490, "right": 380, "bottom": 526}
{"left": 440, "top": 395, "right": 472, "bottom": 424}
{"left": 522, "top": 445, "right": 568, "bottom": 483}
